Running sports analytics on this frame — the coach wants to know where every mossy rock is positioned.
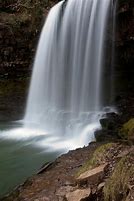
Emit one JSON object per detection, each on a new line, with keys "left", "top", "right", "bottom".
{"left": 76, "top": 143, "right": 115, "bottom": 177}
{"left": 119, "top": 118, "right": 134, "bottom": 142}
{"left": 104, "top": 153, "right": 134, "bottom": 201}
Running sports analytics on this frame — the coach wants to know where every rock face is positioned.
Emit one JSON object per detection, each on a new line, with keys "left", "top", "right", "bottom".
{"left": 0, "top": 0, "right": 59, "bottom": 79}
{"left": 115, "top": 0, "right": 134, "bottom": 96}
{"left": 0, "top": 0, "right": 133, "bottom": 83}
{"left": 0, "top": 0, "right": 59, "bottom": 120}
{"left": 0, "top": 0, "right": 133, "bottom": 120}
{"left": 0, "top": 0, "right": 133, "bottom": 121}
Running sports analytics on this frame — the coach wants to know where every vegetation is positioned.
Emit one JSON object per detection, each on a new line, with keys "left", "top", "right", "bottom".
{"left": 76, "top": 143, "right": 115, "bottom": 176}
{"left": 119, "top": 119, "right": 134, "bottom": 142}
{"left": 104, "top": 154, "right": 134, "bottom": 201}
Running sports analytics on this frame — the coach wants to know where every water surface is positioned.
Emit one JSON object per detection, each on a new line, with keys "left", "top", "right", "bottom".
{"left": 0, "top": 121, "right": 59, "bottom": 197}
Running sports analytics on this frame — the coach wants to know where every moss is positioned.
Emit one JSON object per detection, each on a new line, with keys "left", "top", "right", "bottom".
{"left": 76, "top": 143, "right": 115, "bottom": 176}
{"left": 104, "top": 154, "right": 134, "bottom": 201}
{"left": 119, "top": 119, "right": 134, "bottom": 141}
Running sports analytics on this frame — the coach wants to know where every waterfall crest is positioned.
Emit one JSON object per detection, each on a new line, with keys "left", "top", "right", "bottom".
{"left": 24, "top": 0, "right": 114, "bottom": 149}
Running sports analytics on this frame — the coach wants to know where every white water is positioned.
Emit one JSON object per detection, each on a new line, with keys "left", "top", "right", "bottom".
{"left": 0, "top": 0, "right": 115, "bottom": 152}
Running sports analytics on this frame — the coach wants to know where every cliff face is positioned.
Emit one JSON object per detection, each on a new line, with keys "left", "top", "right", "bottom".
{"left": 115, "top": 0, "right": 134, "bottom": 95}
{"left": 0, "top": 0, "right": 59, "bottom": 120}
{"left": 0, "top": 0, "right": 133, "bottom": 120}
{"left": 0, "top": 0, "right": 59, "bottom": 79}
{"left": 0, "top": 0, "right": 133, "bottom": 89}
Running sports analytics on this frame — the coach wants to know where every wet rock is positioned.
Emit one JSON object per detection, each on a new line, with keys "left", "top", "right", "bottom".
{"left": 100, "top": 118, "right": 115, "bottom": 130}
{"left": 95, "top": 111, "right": 123, "bottom": 142}
{"left": 95, "top": 129, "right": 118, "bottom": 142}
{"left": 65, "top": 188, "right": 91, "bottom": 201}
{"left": 76, "top": 164, "right": 108, "bottom": 186}
{"left": 100, "top": 112, "right": 120, "bottom": 130}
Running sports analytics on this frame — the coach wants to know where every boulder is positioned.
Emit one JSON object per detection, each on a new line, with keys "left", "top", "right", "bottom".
{"left": 76, "top": 164, "right": 108, "bottom": 186}
{"left": 65, "top": 188, "right": 91, "bottom": 201}
{"left": 95, "top": 129, "right": 117, "bottom": 141}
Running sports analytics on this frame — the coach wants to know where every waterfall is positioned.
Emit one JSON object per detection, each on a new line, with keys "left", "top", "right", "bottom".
{"left": 23, "top": 0, "right": 114, "bottom": 150}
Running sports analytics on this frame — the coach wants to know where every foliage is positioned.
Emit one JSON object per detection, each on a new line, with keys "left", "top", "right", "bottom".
{"left": 119, "top": 119, "right": 134, "bottom": 142}
{"left": 76, "top": 143, "right": 115, "bottom": 176}
{"left": 104, "top": 154, "right": 134, "bottom": 201}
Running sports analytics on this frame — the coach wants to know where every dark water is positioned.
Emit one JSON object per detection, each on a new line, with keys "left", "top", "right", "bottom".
{"left": 0, "top": 122, "right": 59, "bottom": 197}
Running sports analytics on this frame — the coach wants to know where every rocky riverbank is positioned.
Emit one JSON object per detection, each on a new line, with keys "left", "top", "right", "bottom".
{"left": 0, "top": 91, "right": 134, "bottom": 201}
{"left": 1, "top": 144, "right": 134, "bottom": 201}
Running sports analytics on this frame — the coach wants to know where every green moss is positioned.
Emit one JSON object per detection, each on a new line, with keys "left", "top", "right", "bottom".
{"left": 104, "top": 154, "right": 134, "bottom": 201}
{"left": 119, "top": 119, "right": 134, "bottom": 141}
{"left": 76, "top": 143, "right": 115, "bottom": 177}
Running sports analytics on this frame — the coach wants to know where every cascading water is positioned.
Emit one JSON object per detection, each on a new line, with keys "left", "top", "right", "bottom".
{"left": 23, "top": 0, "right": 114, "bottom": 150}
{"left": 0, "top": 0, "right": 116, "bottom": 152}
{"left": 0, "top": 0, "right": 117, "bottom": 195}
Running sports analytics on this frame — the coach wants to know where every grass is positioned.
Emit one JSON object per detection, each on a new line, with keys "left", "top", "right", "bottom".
{"left": 104, "top": 154, "right": 134, "bottom": 201}
{"left": 119, "top": 119, "right": 134, "bottom": 141}
{"left": 76, "top": 143, "right": 115, "bottom": 177}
